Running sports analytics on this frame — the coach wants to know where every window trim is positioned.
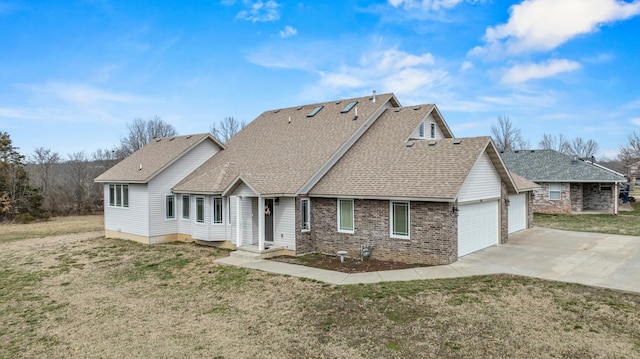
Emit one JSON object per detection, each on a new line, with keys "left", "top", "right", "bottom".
{"left": 212, "top": 197, "right": 223, "bottom": 224}
{"left": 301, "top": 198, "right": 311, "bottom": 232}
{"left": 390, "top": 201, "right": 410, "bottom": 239}
{"left": 181, "top": 195, "right": 190, "bottom": 220}
{"left": 549, "top": 183, "right": 561, "bottom": 201}
{"left": 165, "top": 195, "right": 176, "bottom": 220}
{"left": 195, "top": 196, "right": 205, "bottom": 224}
{"left": 430, "top": 122, "right": 436, "bottom": 139}
{"left": 108, "top": 184, "right": 129, "bottom": 209}
{"left": 337, "top": 199, "right": 354, "bottom": 234}
{"left": 418, "top": 121, "right": 425, "bottom": 138}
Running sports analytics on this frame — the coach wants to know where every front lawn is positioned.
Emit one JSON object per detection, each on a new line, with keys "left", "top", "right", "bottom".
{"left": 1, "top": 220, "right": 640, "bottom": 358}
{"left": 534, "top": 201, "right": 640, "bottom": 236}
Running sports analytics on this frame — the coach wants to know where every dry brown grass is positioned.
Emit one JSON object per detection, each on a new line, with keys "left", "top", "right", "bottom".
{"left": 0, "top": 215, "right": 103, "bottom": 243}
{"left": 1, "top": 220, "right": 640, "bottom": 358}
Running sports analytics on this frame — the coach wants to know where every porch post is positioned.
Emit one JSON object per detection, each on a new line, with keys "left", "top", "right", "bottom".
{"left": 614, "top": 182, "right": 619, "bottom": 215}
{"left": 258, "top": 196, "right": 265, "bottom": 251}
{"left": 236, "top": 196, "right": 242, "bottom": 247}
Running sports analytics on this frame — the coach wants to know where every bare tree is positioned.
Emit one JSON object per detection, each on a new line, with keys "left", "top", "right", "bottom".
{"left": 619, "top": 131, "right": 640, "bottom": 166}
{"left": 210, "top": 116, "right": 246, "bottom": 143}
{"left": 119, "top": 116, "right": 177, "bottom": 156}
{"left": 490, "top": 115, "right": 530, "bottom": 151}
{"left": 539, "top": 134, "right": 570, "bottom": 153}
{"left": 567, "top": 137, "right": 599, "bottom": 159}
{"left": 28, "top": 147, "right": 60, "bottom": 214}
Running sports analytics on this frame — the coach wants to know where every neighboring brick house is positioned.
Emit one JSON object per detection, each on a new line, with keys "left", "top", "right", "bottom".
{"left": 96, "top": 92, "right": 537, "bottom": 265}
{"left": 500, "top": 150, "right": 626, "bottom": 214}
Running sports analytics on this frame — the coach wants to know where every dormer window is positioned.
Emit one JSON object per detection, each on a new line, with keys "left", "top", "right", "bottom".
{"left": 418, "top": 122, "right": 425, "bottom": 138}
{"left": 430, "top": 122, "right": 436, "bottom": 139}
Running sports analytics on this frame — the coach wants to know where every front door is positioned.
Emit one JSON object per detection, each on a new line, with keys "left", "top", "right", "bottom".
{"left": 264, "top": 199, "right": 274, "bottom": 243}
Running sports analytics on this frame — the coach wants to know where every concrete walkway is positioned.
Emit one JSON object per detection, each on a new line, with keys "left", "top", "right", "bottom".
{"left": 214, "top": 227, "right": 640, "bottom": 293}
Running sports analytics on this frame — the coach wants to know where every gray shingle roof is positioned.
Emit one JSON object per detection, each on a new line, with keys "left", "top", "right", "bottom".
{"left": 172, "top": 93, "right": 401, "bottom": 195}
{"left": 500, "top": 150, "right": 626, "bottom": 183}
{"left": 309, "top": 106, "right": 518, "bottom": 200}
{"left": 94, "top": 133, "right": 220, "bottom": 183}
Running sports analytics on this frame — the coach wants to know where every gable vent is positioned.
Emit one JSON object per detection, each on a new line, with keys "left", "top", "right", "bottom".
{"left": 453, "top": 139, "right": 462, "bottom": 145}
{"left": 307, "top": 105, "right": 324, "bottom": 117}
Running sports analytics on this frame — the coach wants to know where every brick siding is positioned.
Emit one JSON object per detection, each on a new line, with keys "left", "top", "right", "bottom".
{"left": 532, "top": 182, "right": 571, "bottom": 214}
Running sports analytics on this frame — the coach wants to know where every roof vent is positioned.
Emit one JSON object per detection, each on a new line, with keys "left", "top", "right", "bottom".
{"left": 307, "top": 105, "right": 324, "bottom": 117}
{"left": 428, "top": 140, "right": 437, "bottom": 146}
{"left": 155, "top": 138, "right": 162, "bottom": 142}
{"left": 413, "top": 106, "right": 421, "bottom": 110}
{"left": 530, "top": 150, "right": 535, "bottom": 153}
{"left": 335, "top": 101, "right": 341, "bottom": 105}
{"left": 372, "top": 90, "right": 376, "bottom": 103}
{"left": 453, "top": 139, "right": 462, "bottom": 145}
{"left": 274, "top": 109, "right": 280, "bottom": 113}
{"left": 169, "top": 137, "right": 175, "bottom": 141}
{"left": 297, "top": 106, "right": 303, "bottom": 110}
{"left": 186, "top": 135, "right": 192, "bottom": 139}
{"left": 406, "top": 141, "right": 414, "bottom": 147}
{"left": 394, "top": 108, "right": 402, "bottom": 112}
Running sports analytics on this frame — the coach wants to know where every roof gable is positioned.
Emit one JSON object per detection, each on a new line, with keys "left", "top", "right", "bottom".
{"left": 500, "top": 150, "right": 626, "bottom": 183}
{"left": 94, "top": 133, "right": 223, "bottom": 183}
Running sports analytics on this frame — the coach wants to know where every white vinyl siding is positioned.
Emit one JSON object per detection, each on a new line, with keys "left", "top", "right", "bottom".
{"left": 104, "top": 183, "right": 148, "bottom": 237}
{"left": 390, "top": 201, "right": 409, "bottom": 239}
{"left": 274, "top": 197, "right": 296, "bottom": 250}
{"left": 549, "top": 183, "right": 561, "bottom": 200}
{"left": 338, "top": 199, "right": 354, "bottom": 233}
{"left": 508, "top": 194, "right": 527, "bottom": 234}
{"left": 458, "top": 151, "right": 501, "bottom": 203}
{"left": 165, "top": 195, "right": 175, "bottom": 219}
{"left": 458, "top": 200, "right": 499, "bottom": 257}
{"left": 410, "top": 114, "right": 445, "bottom": 140}
{"left": 301, "top": 198, "right": 310, "bottom": 232}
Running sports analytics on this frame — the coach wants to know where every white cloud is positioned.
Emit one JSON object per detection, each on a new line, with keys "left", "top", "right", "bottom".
{"left": 631, "top": 118, "right": 640, "bottom": 126}
{"left": 236, "top": 0, "right": 280, "bottom": 22}
{"left": 475, "top": 0, "right": 640, "bottom": 55}
{"left": 501, "top": 59, "right": 581, "bottom": 84}
{"left": 24, "top": 82, "right": 145, "bottom": 106}
{"left": 460, "top": 61, "right": 473, "bottom": 72}
{"left": 279, "top": 25, "right": 297, "bottom": 38}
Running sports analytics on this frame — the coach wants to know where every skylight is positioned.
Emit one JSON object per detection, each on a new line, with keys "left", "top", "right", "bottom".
{"left": 307, "top": 105, "right": 324, "bottom": 117}
{"left": 340, "top": 101, "right": 358, "bottom": 113}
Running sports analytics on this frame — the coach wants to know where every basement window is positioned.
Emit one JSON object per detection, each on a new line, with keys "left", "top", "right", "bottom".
{"left": 307, "top": 105, "right": 324, "bottom": 117}
{"left": 341, "top": 101, "right": 358, "bottom": 113}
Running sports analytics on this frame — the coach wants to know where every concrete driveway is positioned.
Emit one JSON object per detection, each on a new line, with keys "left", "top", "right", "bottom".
{"left": 452, "top": 227, "right": 640, "bottom": 293}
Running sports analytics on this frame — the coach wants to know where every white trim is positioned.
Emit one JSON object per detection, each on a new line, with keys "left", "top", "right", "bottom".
{"left": 390, "top": 201, "right": 410, "bottom": 239}
{"left": 430, "top": 122, "right": 436, "bottom": 139}
{"left": 181, "top": 194, "right": 190, "bottom": 220}
{"left": 212, "top": 197, "right": 223, "bottom": 224}
{"left": 418, "top": 121, "right": 425, "bottom": 138}
{"left": 108, "top": 184, "right": 129, "bottom": 209}
{"left": 165, "top": 194, "right": 176, "bottom": 220}
{"left": 337, "top": 198, "right": 354, "bottom": 234}
{"left": 195, "top": 196, "right": 205, "bottom": 224}
{"left": 301, "top": 198, "right": 311, "bottom": 232}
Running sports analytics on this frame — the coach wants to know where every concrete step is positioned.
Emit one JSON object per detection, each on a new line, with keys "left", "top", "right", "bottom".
{"left": 230, "top": 244, "right": 288, "bottom": 259}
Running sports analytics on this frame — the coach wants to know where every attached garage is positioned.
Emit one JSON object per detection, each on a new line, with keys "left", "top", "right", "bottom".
{"left": 458, "top": 200, "right": 499, "bottom": 257}
{"left": 508, "top": 193, "right": 527, "bottom": 234}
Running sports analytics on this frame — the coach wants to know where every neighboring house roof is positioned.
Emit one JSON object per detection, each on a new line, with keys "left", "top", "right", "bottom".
{"left": 309, "top": 105, "right": 518, "bottom": 201}
{"left": 510, "top": 171, "right": 540, "bottom": 192}
{"left": 500, "top": 150, "right": 626, "bottom": 183}
{"left": 173, "top": 93, "right": 403, "bottom": 196}
{"left": 94, "top": 133, "right": 222, "bottom": 183}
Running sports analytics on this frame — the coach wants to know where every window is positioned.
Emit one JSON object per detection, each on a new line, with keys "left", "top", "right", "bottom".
{"left": 418, "top": 122, "right": 425, "bottom": 138}
{"left": 337, "top": 199, "right": 354, "bottom": 233}
{"left": 430, "top": 122, "right": 436, "bottom": 139}
{"left": 196, "top": 197, "right": 205, "bottom": 223}
{"left": 307, "top": 105, "right": 324, "bottom": 117}
{"left": 165, "top": 195, "right": 175, "bottom": 219}
{"left": 109, "top": 184, "right": 128, "bottom": 208}
{"left": 340, "top": 101, "right": 358, "bottom": 113}
{"left": 212, "top": 197, "right": 223, "bottom": 224}
{"left": 549, "top": 183, "right": 561, "bottom": 200}
{"left": 391, "top": 202, "right": 410, "bottom": 238}
{"left": 301, "top": 198, "right": 310, "bottom": 232}
{"left": 182, "top": 195, "right": 190, "bottom": 219}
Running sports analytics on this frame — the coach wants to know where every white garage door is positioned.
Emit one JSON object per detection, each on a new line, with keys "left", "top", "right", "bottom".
{"left": 508, "top": 194, "right": 527, "bottom": 234}
{"left": 458, "top": 200, "right": 499, "bottom": 257}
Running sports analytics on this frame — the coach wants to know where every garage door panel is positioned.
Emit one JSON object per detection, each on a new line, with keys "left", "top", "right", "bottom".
{"left": 508, "top": 194, "right": 526, "bottom": 234}
{"left": 458, "top": 201, "right": 499, "bottom": 257}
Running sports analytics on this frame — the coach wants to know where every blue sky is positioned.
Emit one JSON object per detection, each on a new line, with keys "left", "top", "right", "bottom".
{"left": 1, "top": 0, "right": 639, "bottom": 159}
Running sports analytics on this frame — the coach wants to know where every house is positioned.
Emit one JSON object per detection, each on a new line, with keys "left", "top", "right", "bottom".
{"left": 500, "top": 150, "right": 627, "bottom": 214}
{"left": 96, "top": 93, "right": 536, "bottom": 265}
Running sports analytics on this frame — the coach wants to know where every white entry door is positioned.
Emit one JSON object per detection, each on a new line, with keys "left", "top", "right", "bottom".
{"left": 458, "top": 200, "right": 499, "bottom": 257}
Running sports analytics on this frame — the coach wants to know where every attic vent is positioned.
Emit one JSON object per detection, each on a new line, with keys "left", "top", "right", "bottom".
{"left": 169, "top": 137, "right": 175, "bottom": 141}
{"left": 186, "top": 135, "right": 192, "bottom": 139}
{"left": 307, "top": 105, "right": 324, "bottom": 117}
{"left": 394, "top": 108, "right": 402, "bottom": 112}
{"left": 406, "top": 141, "right": 414, "bottom": 147}
{"left": 530, "top": 150, "right": 535, "bottom": 153}
{"left": 428, "top": 140, "right": 437, "bottom": 146}
{"left": 335, "top": 101, "right": 341, "bottom": 105}
{"left": 297, "top": 106, "right": 303, "bottom": 110}
{"left": 413, "top": 106, "right": 421, "bottom": 110}
{"left": 156, "top": 138, "right": 162, "bottom": 142}
{"left": 453, "top": 139, "right": 462, "bottom": 145}
{"left": 341, "top": 101, "right": 358, "bottom": 113}
{"left": 274, "top": 109, "right": 280, "bottom": 113}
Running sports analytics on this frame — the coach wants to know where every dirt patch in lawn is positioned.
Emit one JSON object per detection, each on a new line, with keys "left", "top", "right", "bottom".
{"left": 270, "top": 253, "right": 428, "bottom": 273}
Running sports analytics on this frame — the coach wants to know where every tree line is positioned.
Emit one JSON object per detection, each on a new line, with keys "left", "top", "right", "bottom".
{"left": 0, "top": 116, "right": 243, "bottom": 222}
